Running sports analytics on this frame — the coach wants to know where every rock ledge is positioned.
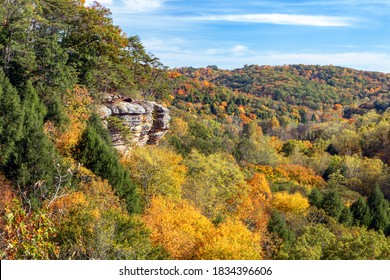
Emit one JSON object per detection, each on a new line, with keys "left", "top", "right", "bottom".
{"left": 98, "top": 97, "right": 170, "bottom": 151}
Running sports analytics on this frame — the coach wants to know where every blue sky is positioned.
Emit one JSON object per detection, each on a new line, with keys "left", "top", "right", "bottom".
{"left": 86, "top": 0, "right": 390, "bottom": 72}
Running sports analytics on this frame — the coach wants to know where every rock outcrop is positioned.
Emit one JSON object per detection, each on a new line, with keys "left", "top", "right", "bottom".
{"left": 98, "top": 96, "right": 170, "bottom": 151}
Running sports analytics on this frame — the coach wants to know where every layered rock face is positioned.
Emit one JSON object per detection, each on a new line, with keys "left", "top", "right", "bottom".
{"left": 98, "top": 97, "right": 170, "bottom": 151}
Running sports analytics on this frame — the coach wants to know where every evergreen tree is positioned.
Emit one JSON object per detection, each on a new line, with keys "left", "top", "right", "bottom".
{"left": 0, "top": 70, "right": 23, "bottom": 165}
{"left": 267, "top": 210, "right": 295, "bottom": 245}
{"left": 367, "top": 185, "right": 389, "bottom": 233}
{"left": 350, "top": 196, "right": 371, "bottom": 227}
{"left": 74, "top": 114, "right": 141, "bottom": 213}
{"left": 0, "top": 0, "right": 36, "bottom": 87}
{"left": 339, "top": 206, "right": 353, "bottom": 226}
{"left": 308, "top": 189, "right": 323, "bottom": 208}
{"left": 4, "top": 82, "right": 59, "bottom": 208}
{"left": 321, "top": 190, "right": 344, "bottom": 220}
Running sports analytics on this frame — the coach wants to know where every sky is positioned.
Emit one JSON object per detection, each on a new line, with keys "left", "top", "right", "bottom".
{"left": 85, "top": 0, "right": 390, "bottom": 73}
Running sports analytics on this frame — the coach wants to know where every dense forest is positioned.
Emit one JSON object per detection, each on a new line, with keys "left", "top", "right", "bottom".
{"left": 0, "top": 0, "right": 390, "bottom": 260}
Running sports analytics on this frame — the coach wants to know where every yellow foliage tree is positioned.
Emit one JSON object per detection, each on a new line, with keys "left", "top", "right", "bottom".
{"left": 123, "top": 146, "right": 187, "bottom": 206}
{"left": 272, "top": 191, "right": 309, "bottom": 214}
{"left": 183, "top": 150, "right": 247, "bottom": 220}
{"left": 169, "top": 117, "right": 189, "bottom": 138}
{"left": 52, "top": 85, "right": 93, "bottom": 155}
{"left": 142, "top": 196, "right": 214, "bottom": 259}
{"left": 143, "top": 197, "right": 263, "bottom": 260}
{"left": 201, "top": 219, "right": 262, "bottom": 260}
{"left": 1, "top": 174, "right": 58, "bottom": 260}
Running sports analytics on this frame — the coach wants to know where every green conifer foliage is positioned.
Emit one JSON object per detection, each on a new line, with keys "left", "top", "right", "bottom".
{"left": 339, "top": 206, "right": 353, "bottom": 226}
{"left": 308, "top": 189, "right": 323, "bottom": 208}
{"left": 74, "top": 114, "right": 141, "bottom": 214}
{"left": 350, "top": 196, "right": 372, "bottom": 227}
{"left": 0, "top": 70, "right": 23, "bottom": 165}
{"left": 367, "top": 186, "right": 389, "bottom": 233}
{"left": 1, "top": 81, "right": 63, "bottom": 210}
{"left": 267, "top": 210, "right": 295, "bottom": 245}
{"left": 320, "top": 190, "right": 344, "bottom": 220}
{"left": 0, "top": 0, "right": 36, "bottom": 87}
{"left": 5, "top": 83, "right": 57, "bottom": 188}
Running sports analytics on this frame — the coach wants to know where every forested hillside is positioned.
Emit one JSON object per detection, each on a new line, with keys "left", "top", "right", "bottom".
{"left": 1, "top": 1, "right": 390, "bottom": 260}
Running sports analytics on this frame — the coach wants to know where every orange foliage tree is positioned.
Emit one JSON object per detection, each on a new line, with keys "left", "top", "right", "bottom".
{"left": 278, "top": 164, "right": 326, "bottom": 189}
{"left": 237, "top": 173, "right": 272, "bottom": 232}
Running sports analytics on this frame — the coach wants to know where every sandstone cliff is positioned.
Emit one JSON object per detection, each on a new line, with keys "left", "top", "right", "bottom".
{"left": 98, "top": 96, "right": 170, "bottom": 151}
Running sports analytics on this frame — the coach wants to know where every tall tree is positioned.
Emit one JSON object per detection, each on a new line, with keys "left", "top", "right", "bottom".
{"left": 74, "top": 114, "right": 141, "bottom": 213}
{"left": 350, "top": 196, "right": 371, "bottom": 228}
{"left": 367, "top": 185, "right": 389, "bottom": 233}
{"left": 4, "top": 82, "right": 60, "bottom": 210}
{"left": 321, "top": 190, "right": 344, "bottom": 220}
{"left": 267, "top": 210, "right": 295, "bottom": 245}
{"left": 0, "top": 70, "right": 23, "bottom": 165}
{"left": 0, "top": 0, "right": 36, "bottom": 86}
{"left": 183, "top": 149, "right": 247, "bottom": 220}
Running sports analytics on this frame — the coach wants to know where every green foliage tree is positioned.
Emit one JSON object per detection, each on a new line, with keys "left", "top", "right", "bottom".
{"left": 236, "top": 121, "right": 279, "bottom": 166}
{"left": 320, "top": 190, "right": 344, "bottom": 220}
{"left": 74, "top": 114, "right": 141, "bottom": 213}
{"left": 308, "top": 189, "right": 323, "bottom": 208}
{"left": 339, "top": 206, "right": 353, "bottom": 226}
{"left": 350, "top": 196, "right": 371, "bottom": 228}
{"left": 281, "top": 224, "right": 336, "bottom": 260}
{"left": 280, "top": 223, "right": 390, "bottom": 260}
{"left": 183, "top": 149, "right": 247, "bottom": 220}
{"left": 0, "top": 0, "right": 36, "bottom": 86}
{"left": 4, "top": 82, "right": 60, "bottom": 209}
{"left": 329, "top": 129, "right": 361, "bottom": 156}
{"left": 267, "top": 210, "right": 295, "bottom": 246}
{"left": 282, "top": 139, "right": 311, "bottom": 157}
{"left": 367, "top": 185, "right": 390, "bottom": 233}
{"left": 333, "top": 227, "right": 390, "bottom": 259}
{"left": 0, "top": 70, "right": 23, "bottom": 165}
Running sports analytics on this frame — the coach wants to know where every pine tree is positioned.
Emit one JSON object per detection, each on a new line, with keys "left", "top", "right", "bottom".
{"left": 321, "top": 190, "right": 344, "bottom": 220}
{"left": 350, "top": 196, "right": 371, "bottom": 227}
{"left": 4, "top": 82, "right": 60, "bottom": 208}
{"left": 367, "top": 185, "right": 389, "bottom": 233}
{"left": 308, "top": 189, "right": 323, "bottom": 208}
{"left": 74, "top": 114, "right": 141, "bottom": 213}
{"left": 0, "top": 0, "right": 36, "bottom": 87}
{"left": 0, "top": 70, "right": 23, "bottom": 165}
{"left": 267, "top": 210, "right": 295, "bottom": 245}
{"left": 339, "top": 206, "right": 353, "bottom": 226}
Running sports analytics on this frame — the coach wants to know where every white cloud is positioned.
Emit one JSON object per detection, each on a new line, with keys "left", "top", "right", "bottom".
{"left": 232, "top": 45, "right": 249, "bottom": 55}
{"left": 120, "top": 0, "right": 166, "bottom": 12}
{"left": 85, "top": 0, "right": 113, "bottom": 6}
{"left": 85, "top": 0, "right": 166, "bottom": 13}
{"left": 142, "top": 37, "right": 186, "bottom": 52}
{"left": 187, "top": 13, "right": 353, "bottom": 27}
